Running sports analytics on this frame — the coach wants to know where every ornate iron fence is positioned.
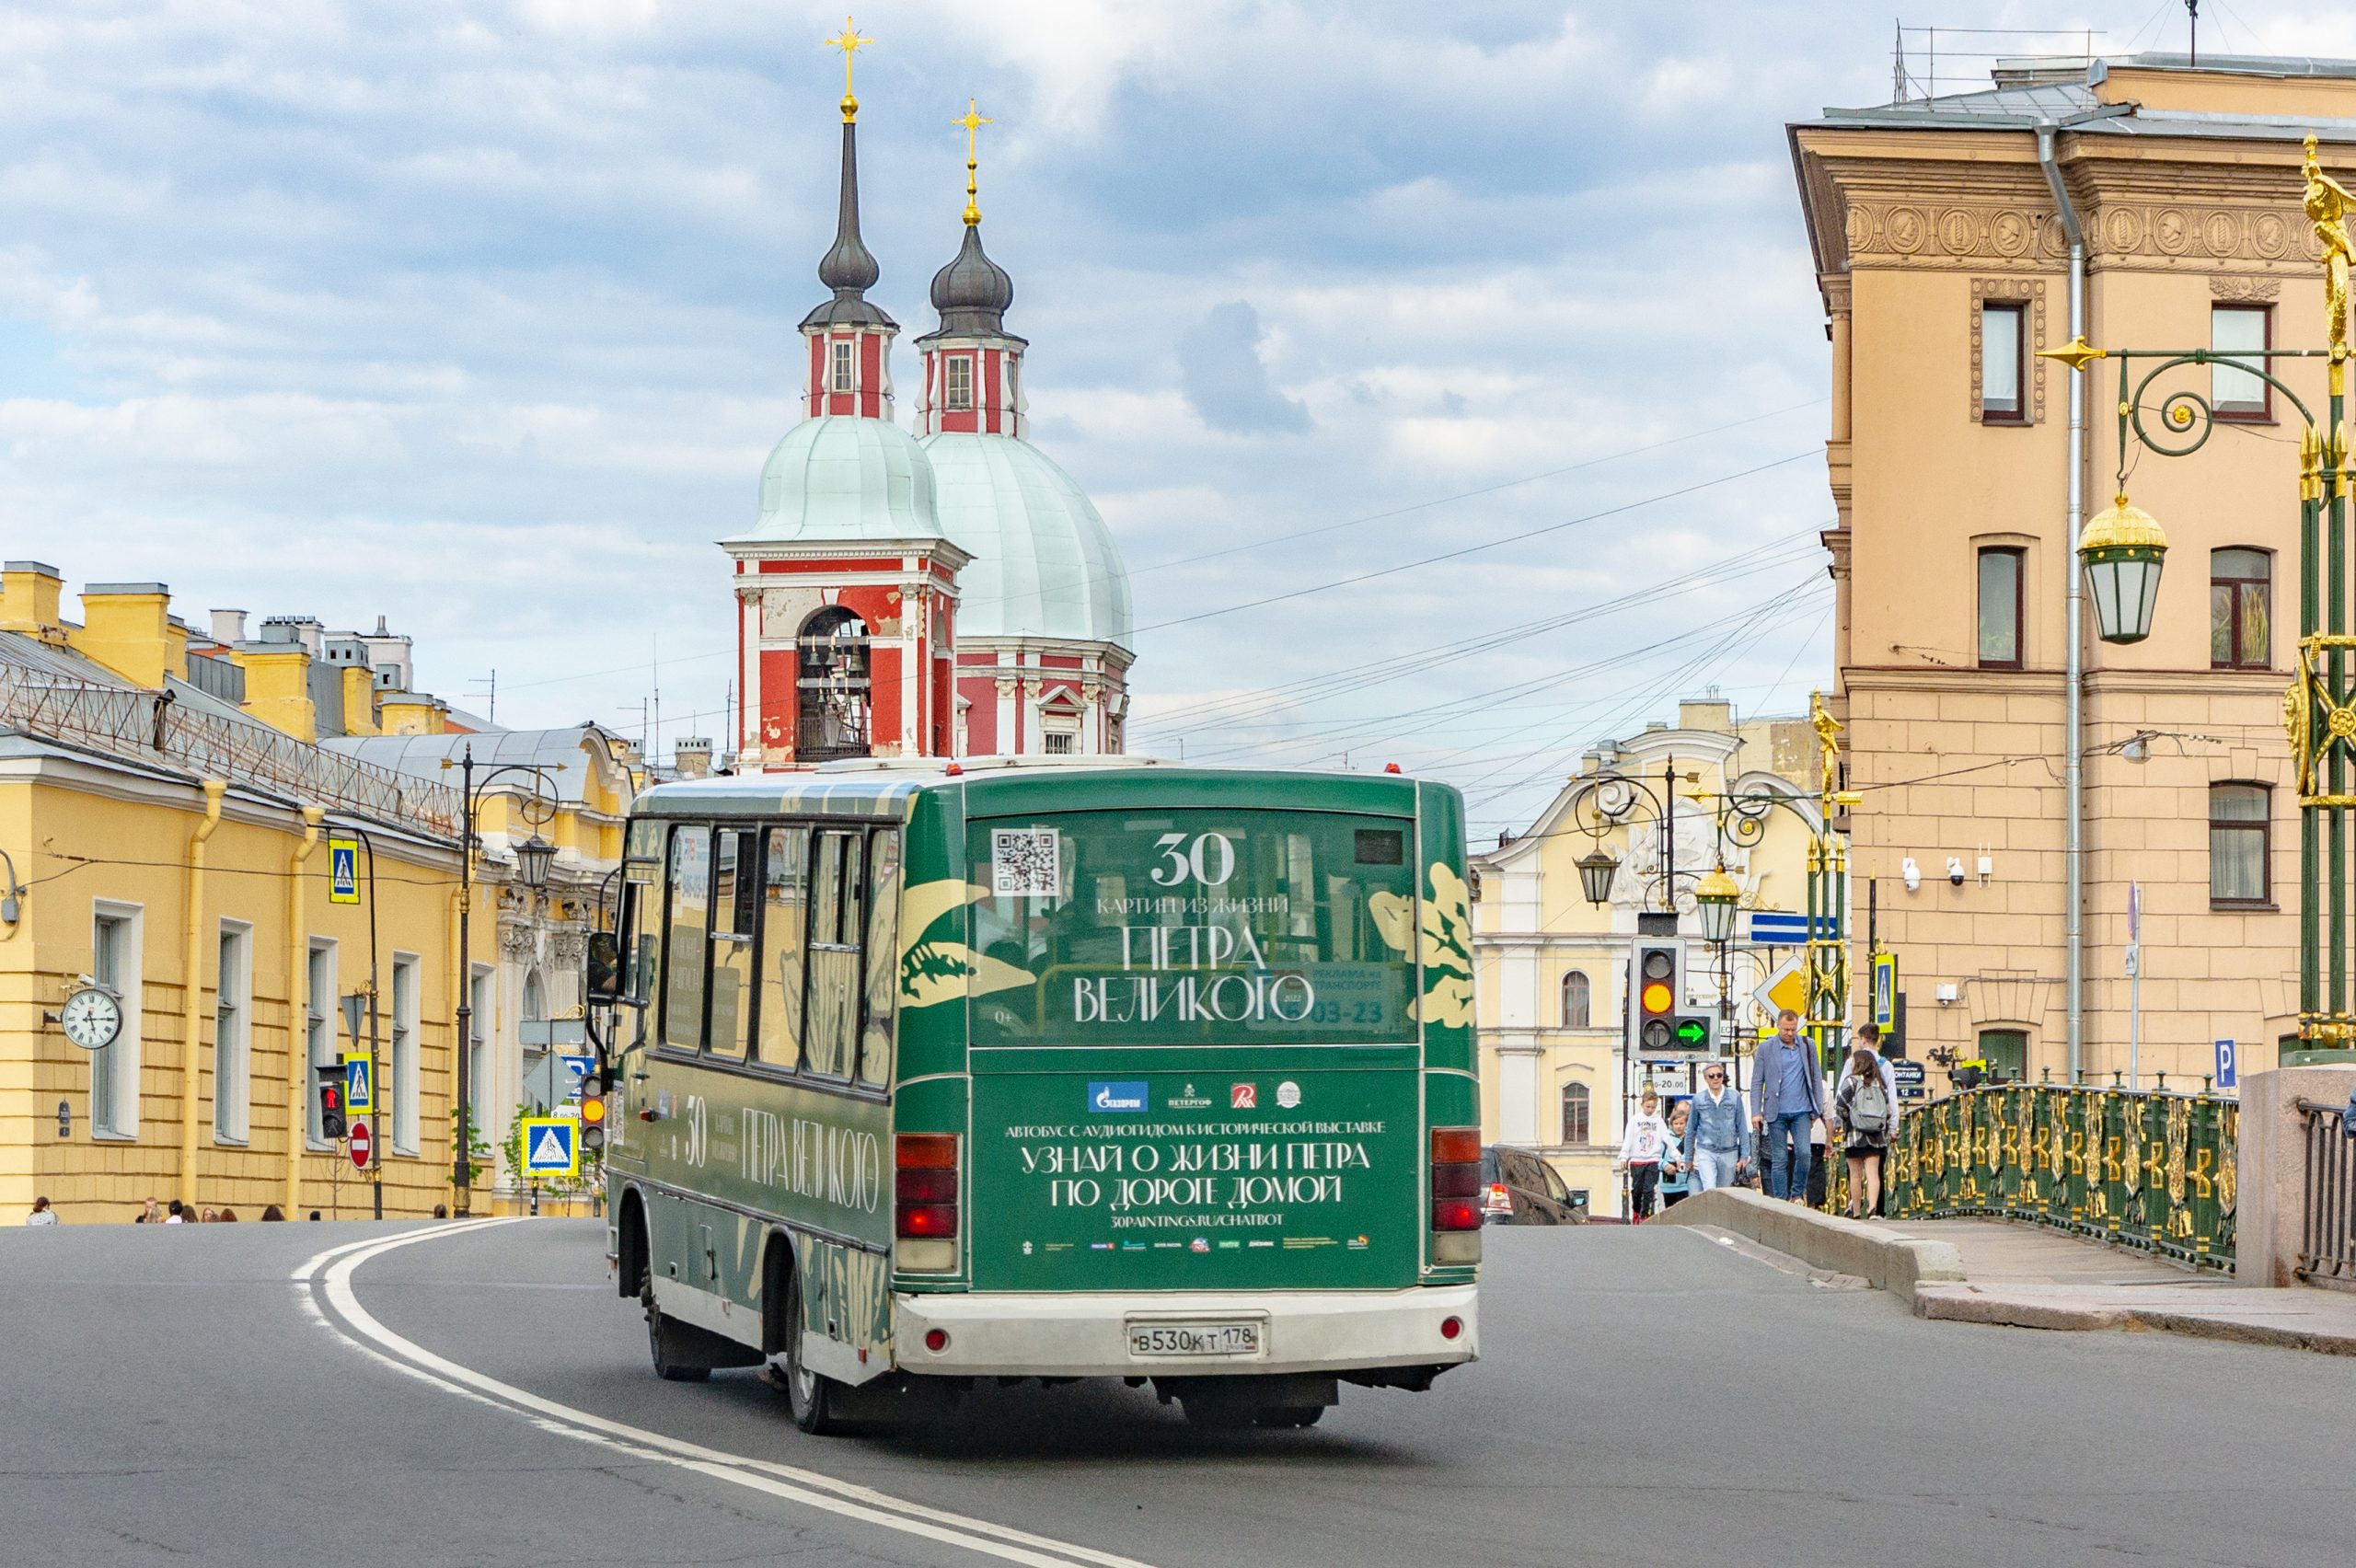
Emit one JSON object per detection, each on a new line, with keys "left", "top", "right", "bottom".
{"left": 2298, "top": 1096, "right": 2356, "bottom": 1291}
{"left": 1881, "top": 1083, "right": 2236, "bottom": 1271}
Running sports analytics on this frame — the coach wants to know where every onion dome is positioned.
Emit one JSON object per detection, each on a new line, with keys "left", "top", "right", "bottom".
{"left": 927, "top": 224, "right": 1017, "bottom": 339}
{"left": 729, "top": 418, "right": 944, "bottom": 544}
{"left": 924, "top": 431, "right": 1132, "bottom": 646}
{"left": 801, "top": 121, "right": 895, "bottom": 331}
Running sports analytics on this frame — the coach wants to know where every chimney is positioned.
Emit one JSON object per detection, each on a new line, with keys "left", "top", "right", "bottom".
{"left": 675, "top": 737, "right": 714, "bottom": 779}
{"left": 376, "top": 692, "right": 447, "bottom": 735}
{"left": 0, "top": 561, "right": 66, "bottom": 644}
{"left": 72, "top": 582, "right": 174, "bottom": 688}
{"left": 231, "top": 638, "right": 318, "bottom": 744}
{"left": 209, "top": 608, "right": 248, "bottom": 645}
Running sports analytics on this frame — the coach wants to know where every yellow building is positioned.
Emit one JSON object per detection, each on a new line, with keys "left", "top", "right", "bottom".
{"left": 1789, "top": 52, "right": 2356, "bottom": 1090}
{"left": 0, "top": 562, "right": 633, "bottom": 1222}
{"left": 1471, "top": 698, "right": 1819, "bottom": 1216}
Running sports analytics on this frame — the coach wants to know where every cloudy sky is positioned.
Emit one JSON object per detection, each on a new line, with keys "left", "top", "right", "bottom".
{"left": 3, "top": 0, "right": 2346, "bottom": 835}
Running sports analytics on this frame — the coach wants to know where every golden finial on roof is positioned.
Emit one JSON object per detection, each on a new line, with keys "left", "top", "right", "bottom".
{"left": 954, "top": 97, "right": 994, "bottom": 225}
{"left": 825, "top": 16, "right": 872, "bottom": 122}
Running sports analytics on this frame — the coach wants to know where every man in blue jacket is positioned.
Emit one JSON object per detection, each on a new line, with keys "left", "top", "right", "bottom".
{"left": 1750, "top": 1009, "right": 1827, "bottom": 1203}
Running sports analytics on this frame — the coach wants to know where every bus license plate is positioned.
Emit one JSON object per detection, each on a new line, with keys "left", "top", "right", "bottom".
{"left": 1126, "top": 1321, "right": 1261, "bottom": 1357}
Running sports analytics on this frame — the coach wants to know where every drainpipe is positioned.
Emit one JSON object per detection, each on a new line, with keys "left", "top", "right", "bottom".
{"left": 2038, "top": 121, "right": 2086, "bottom": 1082}
{"left": 285, "top": 805, "right": 324, "bottom": 1216}
{"left": 179, "top": 779, "right": 227, "bottom": 1204}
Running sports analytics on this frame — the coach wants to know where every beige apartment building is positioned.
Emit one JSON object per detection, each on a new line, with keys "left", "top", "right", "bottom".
{"left": 1790, "top": 52, "right": 2356, "bottom": 1090}
{"left": 1471, "top": 698, "right": 1819, "bottom": 1216}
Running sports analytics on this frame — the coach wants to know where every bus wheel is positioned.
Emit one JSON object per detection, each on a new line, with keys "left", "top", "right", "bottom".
{"left": 1253, "top": 1406, "right": 1324, "bottom": 1429}
{"left": 641, "top": 1267, "right": 711, "bottom": 1383}
{"left": 781, "top": 1270, "right": 848, "bottom": 1435}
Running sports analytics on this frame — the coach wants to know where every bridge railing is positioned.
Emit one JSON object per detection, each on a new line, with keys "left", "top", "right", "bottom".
{"left": 2298, "top": 1096, "right": 2356, "bottom": 1290}
{"left": 1879, "top": 1083, "right": 2236, "bottom": 1271}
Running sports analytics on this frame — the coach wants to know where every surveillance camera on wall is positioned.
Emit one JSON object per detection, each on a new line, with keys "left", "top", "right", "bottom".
{"left": 1946, "top": 857, "right": 1966, "bottom": 887}
{"left": 1901, "top": 858, "right": 1922, "bottom": 892}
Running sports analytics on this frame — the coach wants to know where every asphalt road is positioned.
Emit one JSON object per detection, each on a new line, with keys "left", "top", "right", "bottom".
{"left": 3, "top": 1216, "right": 2351, "bottom": 1568}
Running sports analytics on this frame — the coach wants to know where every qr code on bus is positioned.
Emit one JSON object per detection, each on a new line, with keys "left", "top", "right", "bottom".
{"left": 990, "top": 827, "right": 1061, "bottom": 898}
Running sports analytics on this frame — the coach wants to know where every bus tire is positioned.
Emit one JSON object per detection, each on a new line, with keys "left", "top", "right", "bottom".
{"left": 638, "top": 1257, "right": 712, "bottom": 1383}
{"left": 780, "top": 1269, "right": 849, "bottom": 1435}
{"left": 1253, "top": 1405, "right": 1324, "bottom": 1429}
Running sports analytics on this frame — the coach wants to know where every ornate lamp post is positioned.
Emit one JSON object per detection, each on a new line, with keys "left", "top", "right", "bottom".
{"left": 441, "top": 744, "right": 562, "bottom": 1214}
{"left": 2038, "top": 135, "right": 2355, "bottom": 1060}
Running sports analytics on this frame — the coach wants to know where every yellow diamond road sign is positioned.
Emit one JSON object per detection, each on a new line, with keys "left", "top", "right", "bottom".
{"left": 1753, "top": 956, "right": 1807, "bottom": 1020}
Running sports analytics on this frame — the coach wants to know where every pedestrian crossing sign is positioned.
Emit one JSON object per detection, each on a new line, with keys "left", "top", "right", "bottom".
{"left": 521, "top": 1115, "right": 580, "bottom": 1179}
{"left": 328, "top": 837, "right": 361, "bottom": 905}
{"left": 342, "top": 1052, "right": 374, "bottom": 1114}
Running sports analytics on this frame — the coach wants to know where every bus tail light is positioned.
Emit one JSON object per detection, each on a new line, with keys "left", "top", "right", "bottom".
{"left": 895, "top": 1134, "right": 961, "bottom": 1272}
{"left": 1430, "top": 1125, "right": 1484, "bottom": 1263}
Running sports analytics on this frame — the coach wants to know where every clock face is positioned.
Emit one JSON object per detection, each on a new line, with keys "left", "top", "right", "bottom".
{"left": 62, "top": 987, "right": 122, "bottom": 1051}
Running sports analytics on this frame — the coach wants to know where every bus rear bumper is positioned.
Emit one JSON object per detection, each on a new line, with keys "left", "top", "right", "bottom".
{"left": 892, "top": 1286, "right": 1477, "bottom": 1379}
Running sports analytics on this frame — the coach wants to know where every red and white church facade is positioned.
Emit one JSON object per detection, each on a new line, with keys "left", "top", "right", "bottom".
{"left": 724, "top": 100, "right": 1133, "bottom": 770}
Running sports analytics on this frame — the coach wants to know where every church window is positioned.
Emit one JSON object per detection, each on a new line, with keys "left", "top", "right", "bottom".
{"left": 831, "top": 340, "right": 854, "bottom": 394}
{"left": 1043, "top": 730, "right": 1076, "bottom": 755}
{"left": 1560, "top": 971, "right": 1590, "bottom": 1028}
{"left": 945, "top": 355, "right": 973, "bottom": 411}
{"left": 796, "top": 607, "right": 872, "bottom": 762}
{"left": 1560, "top": 1082, "right": 1590, "bottom": 1146}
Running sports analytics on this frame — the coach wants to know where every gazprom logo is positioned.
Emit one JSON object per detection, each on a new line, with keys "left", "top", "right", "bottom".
{"left": 1088, "top": 1080, "right": 1149, "bottom": 1114}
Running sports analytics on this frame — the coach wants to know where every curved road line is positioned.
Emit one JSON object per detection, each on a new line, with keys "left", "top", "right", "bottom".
{"left": 294, "top": 1222, "right": 1163, "bottom": 1568}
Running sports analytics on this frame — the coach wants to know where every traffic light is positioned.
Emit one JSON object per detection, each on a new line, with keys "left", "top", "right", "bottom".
{"left": 317, "top": 1069, "right": 347, "bottom": 1140}
{"left": 579, "top": 1084, "right": 608, "bottom": 1150}
{"left": 1627, "top": 940, "right": 1683, "bottom": 1055}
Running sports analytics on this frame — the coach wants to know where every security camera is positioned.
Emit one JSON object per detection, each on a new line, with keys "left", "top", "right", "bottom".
{"left": 1901, "top": 858, "right": 1922, "bottom": 893}
{"left": 1946, "top": 857, "right": 1966, "bottom": 887}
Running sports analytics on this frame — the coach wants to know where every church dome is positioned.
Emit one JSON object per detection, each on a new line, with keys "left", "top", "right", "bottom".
{"left": 926, "top": 225, "right": 1016, "bottom": 339}
{"left": 733, "top": 416, "right": 943, "bottom": 544}
{"left": 924, "top": 431, "right": 1132, "bottom": 648}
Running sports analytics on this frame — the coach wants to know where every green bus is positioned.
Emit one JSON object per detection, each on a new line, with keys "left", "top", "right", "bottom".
{"left": 599, "top": 758, "right": 1481, "bottom": 1432}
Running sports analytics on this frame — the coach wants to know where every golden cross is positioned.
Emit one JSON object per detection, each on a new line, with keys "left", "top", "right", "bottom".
{"left": 954, "top": 97, "right": 993, "bottom": 225}
{"left": 825, "top": 16, "right": 872, "bottom": 121}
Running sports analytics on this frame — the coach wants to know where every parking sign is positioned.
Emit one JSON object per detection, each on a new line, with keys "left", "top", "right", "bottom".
{"left": 2214, "top": 1038, "right": 2237, "bottom": 1092}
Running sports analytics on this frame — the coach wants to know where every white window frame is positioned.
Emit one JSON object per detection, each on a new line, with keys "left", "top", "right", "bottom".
{"left": 90, "top": 901, "right": 144, "bottom": 1141}
{"left": 831, "top": 340, "right": 855, "bottom": 394}
{"left": 468, "top": 963, "right": 494, "bottom": 1126}
{"left": 945, "top": 354, "right": 974, "bottom": 411}
{"left": 305, "top": 940, "right": 338, "bottom": 1148}
{"left": 214, "top": 919, "right": 253, "bottom": 1145}
{"left": 391, "top": 952, "right": 421, "bottom": 1155}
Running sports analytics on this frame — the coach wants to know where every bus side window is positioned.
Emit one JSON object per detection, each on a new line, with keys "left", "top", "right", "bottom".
{"left": 663, "top": 824, "right": 711, "bottom": 1051}
{"left": 759, "top": 826, "right": 808, "bottom": 1072}
{"left": 706, "top": 829, "right": 756, "bottom": 1060}
{"left": 806, "top": 831, "right": 860, "bottom": 1078}
{"left": 858, "top": 829, "right": 901, "bottom": 1087}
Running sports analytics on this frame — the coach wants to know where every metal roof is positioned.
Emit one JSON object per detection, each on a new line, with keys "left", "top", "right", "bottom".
{"left": 1806, "top": 51, "right": 2356, "bottom": 139}
{"left": 321, "top": 725, "right": 619, "bottom": 805}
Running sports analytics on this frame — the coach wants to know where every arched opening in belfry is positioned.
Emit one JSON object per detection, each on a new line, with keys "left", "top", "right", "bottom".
{"left": 796, "top": 606, "right": 872, "bottom": 761}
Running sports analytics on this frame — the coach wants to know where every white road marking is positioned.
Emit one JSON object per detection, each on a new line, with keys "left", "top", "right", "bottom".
{"left": 294, "top": 1223, "right": 1162, "bottom": 1568}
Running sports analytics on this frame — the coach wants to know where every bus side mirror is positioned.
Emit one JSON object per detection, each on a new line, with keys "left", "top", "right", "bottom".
{"left": 586, "top": 930, "right": 622, "bottom": 1003}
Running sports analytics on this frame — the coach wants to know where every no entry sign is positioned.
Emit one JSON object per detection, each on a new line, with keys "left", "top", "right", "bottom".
{"left": 349, "top": 1118, "right": 372, "bottom": 1169}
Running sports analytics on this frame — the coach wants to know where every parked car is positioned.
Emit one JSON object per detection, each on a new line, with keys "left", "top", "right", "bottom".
{"left": 1480, "top": 1145, "right": 1586, "bottom": 1226}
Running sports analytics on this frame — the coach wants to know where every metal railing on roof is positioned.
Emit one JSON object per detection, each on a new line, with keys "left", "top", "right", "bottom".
{"left": 1891, "top": 24, "right": 2105, "bottom": 104}
{"left": 0, "top": 663, "right": 460, "bottom": 836}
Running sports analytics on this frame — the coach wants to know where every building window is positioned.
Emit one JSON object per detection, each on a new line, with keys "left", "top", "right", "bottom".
{"left": 91, "top": 905, "right": 141, "bottom": 1138}
{"left": 2210, "top": 782, "right": 2271, "bottom": 907}
{"left": 213, "top": 923, "right": 250, "bottom": 1143}
{"left": 521, "top": 968, "right": 550, "bottom": 1112}
{"left": 945, "top": 355, "right": 973, "bottom": 411}
{"left": 306, "top": 941, "right": 338, "bottom": 1147}
{"left": 1977, "top": 547, "right": 2024, "bottom": 668}
{"left": 831, "top": 340, "right": 854, "bottom": 394}
{"left": 1560, "top": 970, "right": 1590, "bottom": 1028}
{"left": 1976, "top": 1028, "right": 2028, "bottom": 1083}
{"left": 2212, "top": 304, "right": 2270, "bottom": 419}
{"left": 468, "top": 964, "right": 492, "bottom": 1126}
{"left": 2211, "top": 548, "right": 2271, "bottom": 670}
{"left": 390, "top": 954, "right": 420, "bottom": 1154}
{"left": 1043, "top": 730, "right": 1076, "bottom": 755}
{"left": 1980, "top": 302, "right": 2025, "bottom": 422}
{"left": 1560, "top": 1082, "right": 1590, "bottom": 1146}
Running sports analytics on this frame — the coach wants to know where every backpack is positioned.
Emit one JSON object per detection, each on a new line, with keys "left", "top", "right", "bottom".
{"left": 1848, "top": 1075, "right": 1891, "bottom": 1136}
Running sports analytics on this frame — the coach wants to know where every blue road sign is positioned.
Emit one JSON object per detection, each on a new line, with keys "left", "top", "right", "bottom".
{"left": 520, "top": 1116, "right": 579, "bottom": 1179}
{"left": 2214, "top": 1038, "right": 2237, "bottom": 1092}
{"left": 560, "top": 1054, "right": 595, "bottom": 1094}
{"left": 1746, "top": 912, "right": 1833, "bottom": 945}
{"left": 343, "top": 1053, "right": 374, "bottom": 1113}
{"left": 1872, "top": 953, "right": 1897, "bottom": 1029}
{"left": 329, "top": 839, "right": 360, "bottom": 905}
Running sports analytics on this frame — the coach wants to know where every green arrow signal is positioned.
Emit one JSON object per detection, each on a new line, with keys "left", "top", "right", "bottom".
{"left": 1671, "top": 1018, "right": 1709, "bottom": 1049}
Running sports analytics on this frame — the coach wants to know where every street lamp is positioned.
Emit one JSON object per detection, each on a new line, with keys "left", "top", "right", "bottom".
{"left": 1693, "top": 864, "right": 1740, "bottom": 945}
{"left": 513, "top": 834, "right": 558, "bottom": 890}
{"left": 2079, "top": 490, "right": 2169, "bottom": 645}
{"left": 1576, "top": 848, "right": 1621, "bottom": 908}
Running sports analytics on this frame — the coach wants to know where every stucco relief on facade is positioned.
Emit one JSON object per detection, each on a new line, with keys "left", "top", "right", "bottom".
{"left": 1842, "top": 200, "right": 2316, "bottom": 271}
{"left": 1969, "top": 277, "right": 2048, "bottom": 424}
{"left": 2211, "top": 273, "right": 2283, "bottom": 301}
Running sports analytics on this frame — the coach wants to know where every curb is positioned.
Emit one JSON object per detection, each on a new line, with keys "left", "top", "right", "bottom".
{"left": 1652, "top": 1188, "right": 1966, "bottom": 1300}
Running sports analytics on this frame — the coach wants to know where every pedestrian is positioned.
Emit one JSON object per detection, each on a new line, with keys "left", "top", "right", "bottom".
{"left": 216, "top": 1207, "right": 239, "bottom": 1222}
{"left": 1750, "top": 1009, "right": 1827, "bottom": 1203}
{"left": 1832, "top": 1043, "right": 1897, "bottom": 1218}
{"left": 165, "top": 1200, "right": 187, "bottom": 1224}
{"left": 433, "top": 1204, "right": 448, "bottom": 1219}
{"left": 260, "top": 1205, "right": 286, "bottom": 1222}
{"left": 24, "top": 1197, "right": 57, "bottom": 1226}
{"left": 1683, "top": 1063, "right": 1753, "bottom": 1192}
{"left": 1615, "top": 1089, "right": 1681, "bottom": 1221}
{"left": 1657, "top": 1099, "right": 1694, "bottom": 1209}
{"left": 307, "top": 1211, "right": 322, "bottom": 1221}
{"left": 143, "top": 1197, "right": 163, "bottom": 1224}
{"left": 199, "top": 1207, "right": 217, "bottom": 1224}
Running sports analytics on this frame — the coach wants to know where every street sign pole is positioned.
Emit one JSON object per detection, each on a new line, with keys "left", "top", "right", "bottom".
{"left": 2126, "top": 881, "right": 2142, "bottom": 1090}
{"left": 369, "top": 979, "right": 383, "bottom": 1221}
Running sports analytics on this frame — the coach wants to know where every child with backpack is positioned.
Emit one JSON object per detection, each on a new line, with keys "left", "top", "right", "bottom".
{"left": 1832, "top": 1032, "right": 1898, "bottom": 1219}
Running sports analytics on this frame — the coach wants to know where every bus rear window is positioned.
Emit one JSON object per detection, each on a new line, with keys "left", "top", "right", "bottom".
{"left": 967, "top": 811, "right": 1417, "bottom": 1045}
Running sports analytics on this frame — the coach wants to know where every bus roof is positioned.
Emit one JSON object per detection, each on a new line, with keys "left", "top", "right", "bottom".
{"left": 631, "top": 757, "right": 1438, "bottom": 819}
